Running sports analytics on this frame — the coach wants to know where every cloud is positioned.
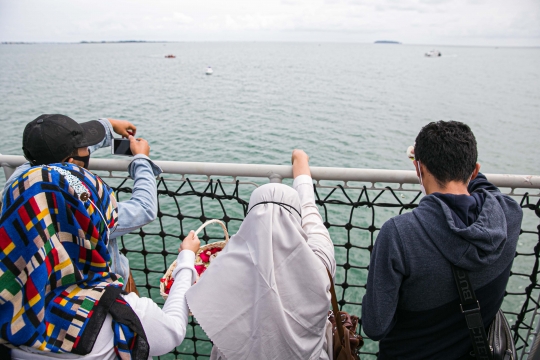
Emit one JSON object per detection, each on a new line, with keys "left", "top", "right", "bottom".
{"left": 0, "top": 0, "right": 538, "bottom": 45}
{"left": 172, "top": 12, "right": 194, "bottom": 24}
{"left": 419, "top": 0, "right": 452, "bottom": 4}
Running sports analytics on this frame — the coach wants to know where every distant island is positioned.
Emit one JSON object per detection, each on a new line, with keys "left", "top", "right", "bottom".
{"left": 1, "top": 40, "right": 165, "bottom": 45}
{"left": 1, "top": 42, "right": 37, "bottom": 45}
{"left": 80, "top": 40, "right": 154, "bottom": 44}
{"left": 374, "top": 40, "right": 401, "bottom": 44}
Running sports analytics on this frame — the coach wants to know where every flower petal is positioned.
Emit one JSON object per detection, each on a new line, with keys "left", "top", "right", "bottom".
{"left": 195, "top": 264, "right": 207, "bottom": 276}
{"left": 200, "top": 252, "right": 210, "bottom": 262}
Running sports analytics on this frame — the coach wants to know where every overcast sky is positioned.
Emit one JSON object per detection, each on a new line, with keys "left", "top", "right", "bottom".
{"left": 1, "top": 0, "right": 539, "bottom": 46}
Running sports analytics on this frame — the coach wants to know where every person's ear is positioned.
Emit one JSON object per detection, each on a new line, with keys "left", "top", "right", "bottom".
{"left": 67, "top": 157, "right": 75, "bottom": 163}
{"left": 413, "top": 160, "right": 420, "bottom": 177}
{"left": 470, "top": 163, "right": 481, "bottom": 180}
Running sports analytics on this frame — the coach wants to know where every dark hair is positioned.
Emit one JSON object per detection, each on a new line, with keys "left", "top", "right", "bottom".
{"left": 414, "top": 121, "right": 477, "bottom": 185}
{"left": 63, "top": 148, "right": 79, "bottom": 162}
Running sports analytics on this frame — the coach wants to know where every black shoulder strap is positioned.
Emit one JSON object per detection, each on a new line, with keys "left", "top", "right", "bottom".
{"left": 0, "top": 344, "right": 11, "bottom": 360}
{"left": 452, "top": 265, "right": 493, "bottom": 360}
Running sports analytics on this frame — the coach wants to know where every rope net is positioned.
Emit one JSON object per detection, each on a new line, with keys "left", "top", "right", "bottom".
{"left": 105, "top": 173, "right": 540, "bottom": 360}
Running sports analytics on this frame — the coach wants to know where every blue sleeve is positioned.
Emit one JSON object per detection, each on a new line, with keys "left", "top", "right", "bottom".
{"left": 1, "top": 162, "right": 32, "bottom": 202}
{"left": 468, "top": 172, "right": 499, "bottom": 194}
{"left": 110, "top": 155, "right": 162, "bottom": 238}
{"left": 87, "top": 119, "right": 113, "bottom": 154}
{"left": 362, "top": 219, "right": 407, "bottom": 340}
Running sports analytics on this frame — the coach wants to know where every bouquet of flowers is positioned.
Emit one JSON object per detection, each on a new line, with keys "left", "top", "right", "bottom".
{"left": 160, "top": 219, "right": 229, "bottom": 300}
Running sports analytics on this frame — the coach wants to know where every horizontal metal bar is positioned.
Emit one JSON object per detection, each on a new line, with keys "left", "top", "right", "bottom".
{"left": 1, "top": 154, "right": 540, "bottom": 189}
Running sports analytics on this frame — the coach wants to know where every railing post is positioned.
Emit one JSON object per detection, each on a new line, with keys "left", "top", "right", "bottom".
{"left": 268, "top": 173, "right": 283, "bottom": 183}
{"left": 1, "top": 156, "right": 16, "bottom": 181}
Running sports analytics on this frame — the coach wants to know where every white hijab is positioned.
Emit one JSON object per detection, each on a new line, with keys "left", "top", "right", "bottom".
{"left": 186, "top": 183, "right": 331, "bottom": 360}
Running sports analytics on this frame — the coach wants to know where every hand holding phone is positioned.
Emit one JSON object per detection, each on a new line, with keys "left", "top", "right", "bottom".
{"left": 112, "top": 136, "right": 150, "bottom": 157}
{"left": 129, "top": 135, "right": 150, "bottom": 156}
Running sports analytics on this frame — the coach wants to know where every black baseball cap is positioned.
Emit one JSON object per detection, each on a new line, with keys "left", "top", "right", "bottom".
{"left": 22, "top": 114, "right": 105, "bottom": 165}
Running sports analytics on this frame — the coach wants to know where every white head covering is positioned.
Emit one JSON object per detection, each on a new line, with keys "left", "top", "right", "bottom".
{"left": 186, "top": 183, "right": 331, "bottom": 360}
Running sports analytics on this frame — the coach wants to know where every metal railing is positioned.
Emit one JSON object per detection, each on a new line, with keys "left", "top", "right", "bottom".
{"left": 1, "top": 154, "right": 540, "bottom": 359}
{"left": 2, "top": 154, "right": 539, "bottom": 191}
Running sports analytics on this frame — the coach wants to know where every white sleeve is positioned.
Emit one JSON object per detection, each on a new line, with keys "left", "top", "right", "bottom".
{"left": 124, "top": 250, "right": 196, "bottom": 356}
{"left": 293, "top": 174, "right": 336, "bottom": 277}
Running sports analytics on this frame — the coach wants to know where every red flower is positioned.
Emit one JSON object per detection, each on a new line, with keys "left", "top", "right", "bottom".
{"left": 164, "top": 278, "right": 174, "bottom": 294}
{"left": 195, "top": 264, "right": 207, "bottom": 276}
{"left": 199, "top": 247, "right": 223, "bottom": 263}
{"left": 199, "top": 251, "right": 211, "bottom": 262}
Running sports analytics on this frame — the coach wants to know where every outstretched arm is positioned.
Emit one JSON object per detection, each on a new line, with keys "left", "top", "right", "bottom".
{"left": 123, "top": 231, "right": 200, "bottom": 356}
{"left": 291, "top": 150, "right": 336, "bottom": 277}
{"left": 89, "top": 118, "right": 137, "bottom": 154}
{"left": 108, "top": 118, "right": 137, "bottom": 138}
{"left": 110, "top": 135, "right": 162, "bottom": 238}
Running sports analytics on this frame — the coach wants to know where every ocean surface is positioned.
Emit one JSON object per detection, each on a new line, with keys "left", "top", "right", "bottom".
{"left": 1, "top": 43, "right": 539, "bottom": 356}
{"left": 0, "top": 42, "right": 539, "bottom": 176}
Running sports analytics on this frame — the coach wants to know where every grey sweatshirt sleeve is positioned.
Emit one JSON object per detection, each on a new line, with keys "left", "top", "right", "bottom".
{"left": 362, "top": 219, "right": 408, "bottom": 340}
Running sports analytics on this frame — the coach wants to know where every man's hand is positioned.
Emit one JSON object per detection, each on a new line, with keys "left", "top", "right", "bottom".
{"left": 108, "top": 118, "right": 137, "bottom": 138}
{"left": 180, "top": 231, "right": 200, "bottom": 253}
{"left": 291, "top": 149, "right": 311, "bottom": 178}
{"left": 129, "top": 135, "right": 150, "bottom": 156}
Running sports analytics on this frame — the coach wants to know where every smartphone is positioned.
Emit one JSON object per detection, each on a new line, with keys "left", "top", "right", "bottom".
{"left": 112, "top": 138, "right": 133, "bottom": 156}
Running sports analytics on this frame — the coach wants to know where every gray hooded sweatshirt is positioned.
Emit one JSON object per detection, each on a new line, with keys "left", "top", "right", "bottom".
{"left": 362, "top": 174, "right": 523, "bottom": 359}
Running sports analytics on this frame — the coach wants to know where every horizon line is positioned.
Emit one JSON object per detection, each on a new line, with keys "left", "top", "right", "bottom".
{"left": 1, "top": 40, "right": 539, "bottom": 49}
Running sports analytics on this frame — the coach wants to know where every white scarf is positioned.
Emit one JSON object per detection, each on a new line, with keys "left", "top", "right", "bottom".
{"left": 186, "top": 183, "right": 331, "bottom": 360}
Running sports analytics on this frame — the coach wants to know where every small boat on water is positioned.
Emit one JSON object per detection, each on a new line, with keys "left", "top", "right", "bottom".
{"left": 425, "top": 50, "right": 441, "bottom": 57}
{"left": 165, "top": 54, "right": 176, "bottom": 59}
{"left": 206, "top": 66, "right": 213, "bottom": 75}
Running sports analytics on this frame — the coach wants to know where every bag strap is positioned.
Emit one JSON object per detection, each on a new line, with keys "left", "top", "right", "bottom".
{"left": 451, "top": 265, "right": 493, "bottom": 360}
{"left": 327, "top": 269, "right": 346, "bottom": 345}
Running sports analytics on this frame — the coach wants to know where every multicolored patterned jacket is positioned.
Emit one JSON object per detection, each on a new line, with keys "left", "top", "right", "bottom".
{"left": 0, "top": 163, "right": 149, "bottom": 359}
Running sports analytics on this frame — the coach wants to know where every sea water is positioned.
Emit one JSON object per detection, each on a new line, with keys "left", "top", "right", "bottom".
{"left": 0, "top": 42, "right": 538, "bottom": 175}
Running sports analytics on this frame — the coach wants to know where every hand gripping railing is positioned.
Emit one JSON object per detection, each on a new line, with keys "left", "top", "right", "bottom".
{"left": 1, "top": 154, "right": 540, "bottom": 360}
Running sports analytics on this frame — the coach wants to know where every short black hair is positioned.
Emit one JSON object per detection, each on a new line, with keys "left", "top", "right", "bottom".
{"left": 414, "top": 121, "right": 477, "bottom": 185}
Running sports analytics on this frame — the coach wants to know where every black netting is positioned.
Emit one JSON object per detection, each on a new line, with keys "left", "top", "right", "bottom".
{"left": 107, "top": 174, "right": 540, "bottom": 360}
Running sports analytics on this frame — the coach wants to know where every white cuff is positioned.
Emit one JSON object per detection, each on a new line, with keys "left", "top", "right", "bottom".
{"left": 172, "top": 250, "right": 197, "bottom": 284}
{"left": 293, "top": 174, "right": 313, "bottom": 190}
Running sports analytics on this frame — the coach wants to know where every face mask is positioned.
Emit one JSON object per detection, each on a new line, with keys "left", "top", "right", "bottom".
{"left": 71, "top": 154, "right": 90, "bottom": 169}
{"left": 417, "top": 160, "right": 426, "bottom": 195}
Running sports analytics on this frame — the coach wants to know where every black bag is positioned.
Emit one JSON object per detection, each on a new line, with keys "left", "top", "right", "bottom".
{"left": 452, "top": 265, "right": 516, "bottom": 360}
{"left": 487, "top": 309, "right": 516, "bottom": 360}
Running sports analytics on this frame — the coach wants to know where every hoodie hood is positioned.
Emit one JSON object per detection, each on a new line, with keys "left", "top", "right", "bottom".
{"left": 414, "top": 189, "right": 511, "bottom": 271}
